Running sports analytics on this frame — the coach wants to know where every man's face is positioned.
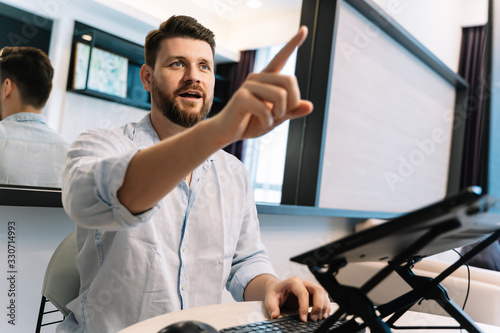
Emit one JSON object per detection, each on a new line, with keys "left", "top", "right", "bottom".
{"left": 150, "top": 37, "right": 215, "bottom": 128}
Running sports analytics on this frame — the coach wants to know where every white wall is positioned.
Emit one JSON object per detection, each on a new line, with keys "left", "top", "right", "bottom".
{"left": 0, "top": 206, "right": 76, "bottom": 333}
{"left": 60, "top": 93, "right": 149, "bottom": 141}
{"left": 372, "top": 0, "right": 488, "bottom": 72}
{"left": 462, "top": 0, "right": 489, "bottom": 27}
{"left": 227, "top": 9, "right": 301, "bottom": 51}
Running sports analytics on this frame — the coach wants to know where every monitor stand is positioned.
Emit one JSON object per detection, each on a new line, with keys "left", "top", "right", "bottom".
{"left": 309, "top": 225, "right": 500, "bottom": 333}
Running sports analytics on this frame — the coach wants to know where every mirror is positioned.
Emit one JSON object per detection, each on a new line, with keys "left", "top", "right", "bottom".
{"left": 0, "top": 0, "right": 490, "bottom": 189}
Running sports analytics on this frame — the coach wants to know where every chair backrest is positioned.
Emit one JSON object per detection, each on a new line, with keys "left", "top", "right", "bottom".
{"left": 41, "top": 230, "right": 80, "bottom": 317}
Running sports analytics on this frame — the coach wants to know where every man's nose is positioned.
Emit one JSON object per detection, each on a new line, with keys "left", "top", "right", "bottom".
{"left": 183, "top": 67, "right": 201, "bottom": 84}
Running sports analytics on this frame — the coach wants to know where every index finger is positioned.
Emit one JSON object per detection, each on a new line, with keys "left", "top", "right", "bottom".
{"left": 262, "top": 26, "right": 308, "bottom": 73}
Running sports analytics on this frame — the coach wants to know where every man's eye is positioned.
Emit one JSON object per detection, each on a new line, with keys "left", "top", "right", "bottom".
{"left": 200, "top": 64, "right": 210, "bottom": 71}
{"left": 171, "top": 61, "right": 183, "bottom": 67}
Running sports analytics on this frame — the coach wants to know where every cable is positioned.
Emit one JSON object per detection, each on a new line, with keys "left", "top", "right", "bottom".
{"left": 452, "top": 249, "right": 471, "bottom": 310}
{"left": 452, "top": 249, "right": 471, "bottom": 333}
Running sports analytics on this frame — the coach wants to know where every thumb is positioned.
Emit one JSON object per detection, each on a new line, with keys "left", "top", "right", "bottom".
{"left": 285, "top": 100, "right": 313, "bottom": 120}
{"left": 264, "top": 296, "right": 281, "bottom": 319}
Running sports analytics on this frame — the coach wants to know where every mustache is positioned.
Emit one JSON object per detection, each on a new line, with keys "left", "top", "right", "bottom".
{"left": 174, "top": 84, "right": 207, "bottom": 98}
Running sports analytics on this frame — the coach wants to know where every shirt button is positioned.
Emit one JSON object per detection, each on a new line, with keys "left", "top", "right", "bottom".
{"left": 181, "top": 285, "right": 186, "bottom": 290}
{"left": 182, "top": 247, "right": 186, "bottom": 252}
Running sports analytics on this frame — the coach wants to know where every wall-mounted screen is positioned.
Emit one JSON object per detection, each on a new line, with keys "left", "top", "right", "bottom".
{"left": 73, "top": 42, "right": 128, "bottom": 98}
{"left": 67, "top": 21, "right": 151, "bottom": 110}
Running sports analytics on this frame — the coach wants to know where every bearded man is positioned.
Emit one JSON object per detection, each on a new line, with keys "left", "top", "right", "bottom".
{"left": 59, "top": 15, "right": 330, "bottom": 333}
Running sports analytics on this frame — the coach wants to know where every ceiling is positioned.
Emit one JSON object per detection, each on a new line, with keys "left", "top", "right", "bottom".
{"left": 188, "top": 0, "right": 303, "bottom": 20}
{"left": 108, "top": 0, "right": 303, "bottom": 23}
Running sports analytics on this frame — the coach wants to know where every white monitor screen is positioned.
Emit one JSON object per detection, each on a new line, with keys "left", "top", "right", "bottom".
{"left": 318, "top": 2, "right": 456, "bottom": 213}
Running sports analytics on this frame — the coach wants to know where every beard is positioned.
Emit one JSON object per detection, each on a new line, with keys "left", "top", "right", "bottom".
{"left": 151, "top": 78, "right": 213, "bottom": 128}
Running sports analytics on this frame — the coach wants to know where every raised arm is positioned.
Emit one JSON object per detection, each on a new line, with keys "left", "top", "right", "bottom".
{"left": 117, "top": 27, "right": 312, "bottom": 214}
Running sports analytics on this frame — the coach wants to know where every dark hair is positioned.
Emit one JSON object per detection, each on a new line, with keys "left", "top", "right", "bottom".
{"left": 144, "top": 15, "right": 216, "bottom": 68}
{"left": 0, "top": 46, "right": 54, "bottom": 109}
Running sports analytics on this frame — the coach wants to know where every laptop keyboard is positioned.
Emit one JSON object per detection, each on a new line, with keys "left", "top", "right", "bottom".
{"left": 219, "top": 315, "right": 363, "bottom": 332}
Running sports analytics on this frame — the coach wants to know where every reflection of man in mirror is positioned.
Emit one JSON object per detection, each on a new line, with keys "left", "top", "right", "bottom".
{"left": 0, "top": 46, "right": 69, "bottom": 188}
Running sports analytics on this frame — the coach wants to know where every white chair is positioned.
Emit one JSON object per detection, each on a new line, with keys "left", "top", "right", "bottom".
{"left": 35, "top": 231, "right": 80, "bottom": 332}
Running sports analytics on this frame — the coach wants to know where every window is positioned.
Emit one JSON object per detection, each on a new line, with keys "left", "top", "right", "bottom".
{"left": 243, "top": 45, "right": 298, "bottom": 204}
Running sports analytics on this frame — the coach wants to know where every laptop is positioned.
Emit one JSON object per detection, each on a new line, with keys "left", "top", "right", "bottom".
{"left": 291, "top": 186, "right": 500, "bottom": 267}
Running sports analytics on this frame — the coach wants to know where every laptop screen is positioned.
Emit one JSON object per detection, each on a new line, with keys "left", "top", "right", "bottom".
{"left": 291, "top": 186, "right": 500, "bottom": 267}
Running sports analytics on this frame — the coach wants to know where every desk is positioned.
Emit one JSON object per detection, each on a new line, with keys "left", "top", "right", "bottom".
{"left": 118, "top": 302, "right": 500, "bottom": 333}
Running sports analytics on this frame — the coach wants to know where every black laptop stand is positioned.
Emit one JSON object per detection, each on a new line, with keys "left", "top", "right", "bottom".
{"left": 308, "top": 226, "right": 500, "bottom": 333}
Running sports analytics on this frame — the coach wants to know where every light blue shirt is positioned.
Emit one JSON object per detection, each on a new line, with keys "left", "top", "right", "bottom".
{"left": 0, "top": 112, "right": 70, "bottom": 187}
{"left": 59, "top": 114, "right": 276, "bottom": 333}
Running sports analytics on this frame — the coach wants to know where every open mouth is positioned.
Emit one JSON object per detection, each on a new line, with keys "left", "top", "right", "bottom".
{"left": 178, "top": 91, "right": 202, "bottom": 99}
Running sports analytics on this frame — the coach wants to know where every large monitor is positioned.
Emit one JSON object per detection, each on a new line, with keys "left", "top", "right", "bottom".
{"left": 282, "top": 0, "right": 469, "bottom": 216}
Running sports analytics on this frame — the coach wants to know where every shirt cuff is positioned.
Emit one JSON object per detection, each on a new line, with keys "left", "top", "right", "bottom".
{"left": 228, "top": 260, "right": 278, "bottom": 302}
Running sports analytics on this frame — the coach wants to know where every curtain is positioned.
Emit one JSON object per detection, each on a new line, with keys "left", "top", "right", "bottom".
{"left": 222, "top": 49, "right": 256, "bottom": 161}
{"left": 459, "top": 25, "right": 499, "bottom": 270}
{"left": 458, "top": 25, "right": 489, "bottom": 189}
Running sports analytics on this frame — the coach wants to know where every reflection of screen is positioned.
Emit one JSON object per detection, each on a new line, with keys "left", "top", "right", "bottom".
{"left": 73, "top": 42, "right": 128, "bottom": 98}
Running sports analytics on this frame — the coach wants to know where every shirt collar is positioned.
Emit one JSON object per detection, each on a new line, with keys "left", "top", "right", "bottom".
{"left": 2, "top": 112, "right": 47, "bottom": 124}
{"left": 134, "top": 113, "right": 160, "bottom": 144}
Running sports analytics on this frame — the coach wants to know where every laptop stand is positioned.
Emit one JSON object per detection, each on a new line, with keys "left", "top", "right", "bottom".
{"left": 309, "top": 225, "right": 500, "bottom": 333}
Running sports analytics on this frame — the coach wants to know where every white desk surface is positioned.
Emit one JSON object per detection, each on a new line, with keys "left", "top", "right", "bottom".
{"left": 118, "top": 301, "right": 500, "bottom": 333}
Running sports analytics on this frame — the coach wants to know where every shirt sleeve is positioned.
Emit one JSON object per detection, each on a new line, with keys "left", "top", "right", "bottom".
{"left": 62, "top": 129, "right": 161, "bottom": 231}
{"left": 225, "top": 162, "right": 277, "bottom": 301}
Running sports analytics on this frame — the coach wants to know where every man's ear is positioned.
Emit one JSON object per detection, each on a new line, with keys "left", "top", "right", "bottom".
{"left": 1, "top": 78, "right": 13, "bottom": 99}
{"left": 140, "top": 64, "right": 153, "bottom": 92}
